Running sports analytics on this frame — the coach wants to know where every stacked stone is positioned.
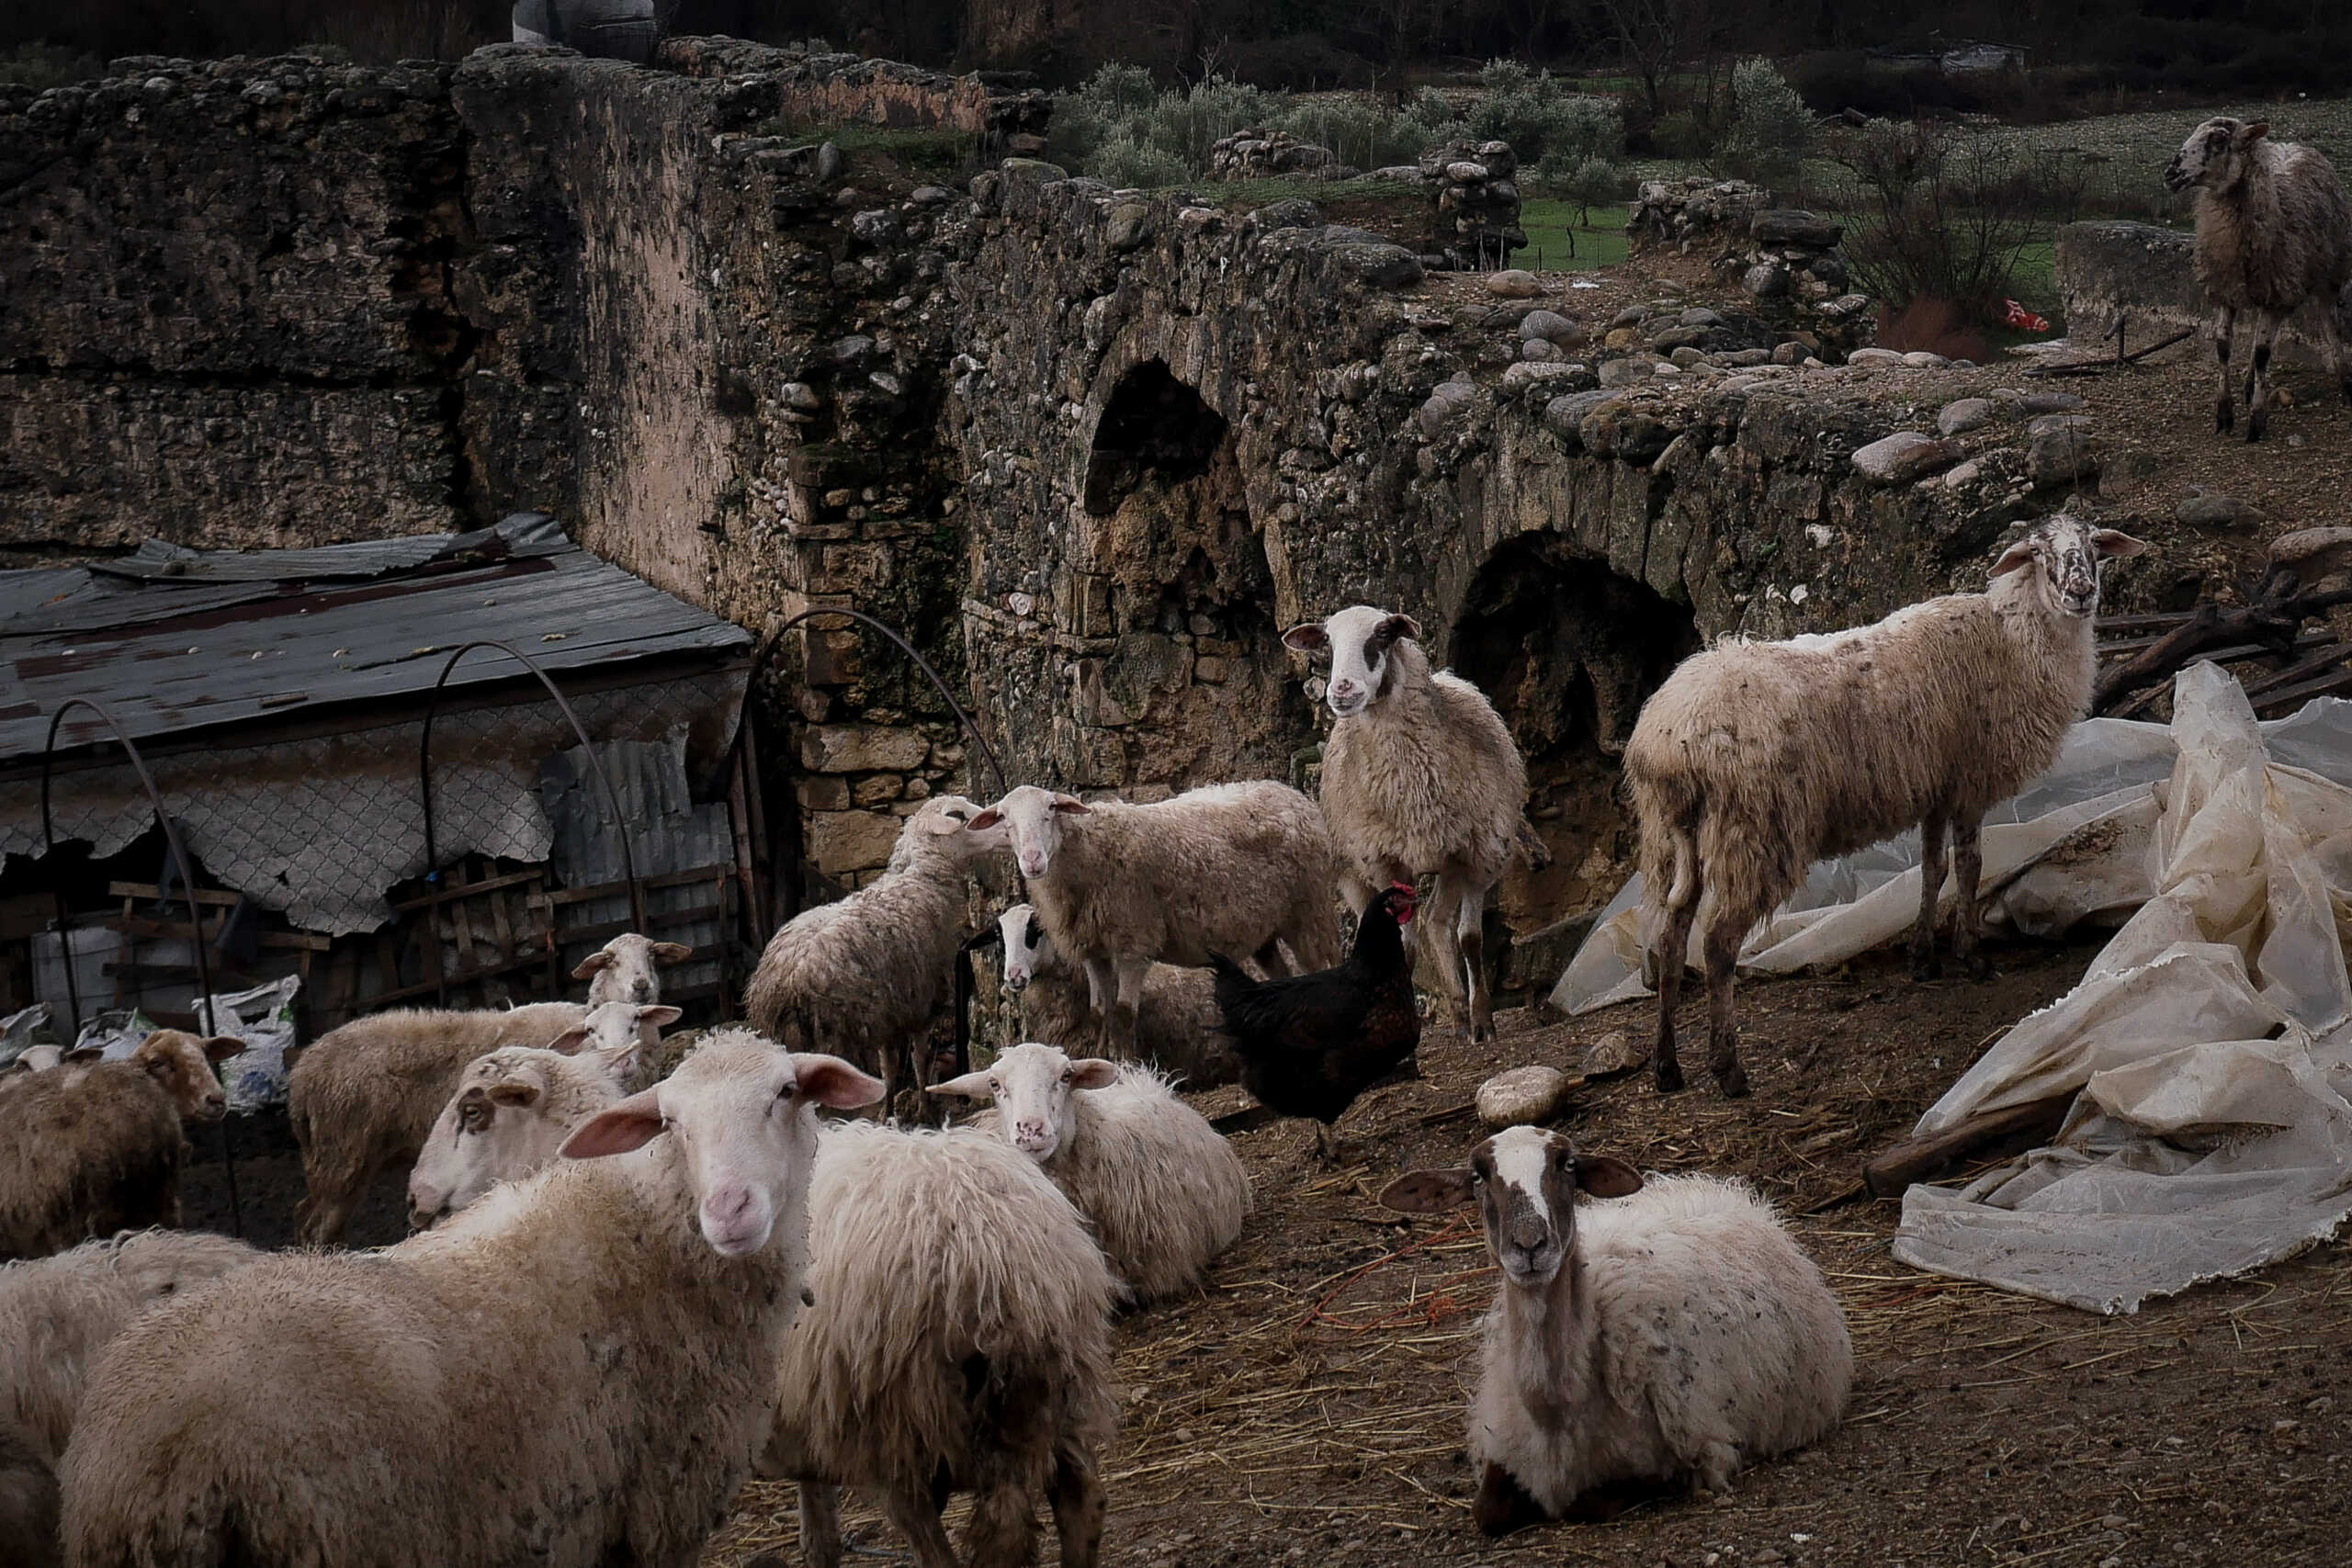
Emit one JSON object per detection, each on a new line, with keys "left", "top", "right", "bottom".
{"left": 1207, "top": 129, "right": 1344, "bottom": 181}
{"left": 1625, "top": 176, "right": 1771, "bottom": 255}
{"left": 1725, "top": 209, "right": 1850, "bottom": 303}
{"left": 793, "top": 718, "right": 972, "bottom": 883}
{"left": 1418, "top": 140, "right": 1525, "bottom": 271}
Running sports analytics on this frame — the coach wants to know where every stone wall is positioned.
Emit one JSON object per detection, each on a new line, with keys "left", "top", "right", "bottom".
{"left": 2055, "top": 220, "right": 2338, "bottom": 364}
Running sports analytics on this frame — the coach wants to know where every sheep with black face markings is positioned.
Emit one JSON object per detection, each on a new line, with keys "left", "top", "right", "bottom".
{"left": 1381, "top": 1128, "right": 1849, "bottom": 1536}
{"left": 402, "top": 1027, "right": 648, "bottom": 1231}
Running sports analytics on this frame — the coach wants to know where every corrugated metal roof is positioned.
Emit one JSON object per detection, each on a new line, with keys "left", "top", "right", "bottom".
{"left": 2, "top": 514, "right": 751, "bottom": 761}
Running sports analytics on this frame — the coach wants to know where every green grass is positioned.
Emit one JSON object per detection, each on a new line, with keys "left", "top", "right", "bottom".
{"left": 752, "top": 120, "right": 980, "bottom": 175}
{"left": 1516, "top": 198, "right": 1633, "bottom": 272}
{"left": 1193, "top": 175, "right": 1425, "bottom": 209}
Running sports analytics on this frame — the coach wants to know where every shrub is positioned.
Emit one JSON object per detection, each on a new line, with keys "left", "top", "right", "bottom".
{"left": 0, "top": 43, "right": 100, "bottom": 90}
{"left": 1721, "top": 58, "right": 1815, "bottom": 188}
{"left": 1272, "top": 97, "right": 1398, "bottom": 172}
{"left": 1543, "top": 155, "right": 1632, "bottom": 226}
{"left": 1463, "top": 60, "right": 1623, "bottom": 166}
{"left": 1090, "top": 130, "right": 1191, "bottom": 191}
{"left": 1138, "top": 75, "right": 1275, "bottom": 171}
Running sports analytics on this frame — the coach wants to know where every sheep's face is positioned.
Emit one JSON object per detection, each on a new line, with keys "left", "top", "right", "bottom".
{"left": 560, "top": 1027, "right": 883, "bottom": 1258}
{"left": 928, "top": 1041, "right": 1118, "bottom": 1162}
{"left": 1990, "top": 517, "right": 2148, "bottom": 620}
{"left": 574, "top": 932, "right": 694, "bottom": 1006}
{"left": 1378, "top": 1128, "right": 1642, "bottom": 1290}
{"left": 544, "top": 999, "right": 679, "bottom": 1064}
{"left": 999, "top": 904, "right": 1051, "bottom": 994}
{"left": 969, "top": 785, "right": 1088, "bottom": 881}
{"left": 108, "top": 1229, "right": 254, "bottom": 1304}
{"left": 2164, "top": 117, "right": 2267, "bottom": 194}
{"left": 133, "top": 1030, "right": 239, "bottom": 1122}
{"left": 1283, "top": 605, "right": 1421, "bottom": 719}
{"left": 411, "top": 1042, "right": 641, "bottom": 1229}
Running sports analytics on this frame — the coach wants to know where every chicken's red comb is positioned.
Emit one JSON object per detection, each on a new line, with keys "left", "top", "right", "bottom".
{"left": 1389, "top": 881, "right": 1417, "bottom": 897}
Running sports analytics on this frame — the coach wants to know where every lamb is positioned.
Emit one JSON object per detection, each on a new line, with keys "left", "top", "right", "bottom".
{"left": 62, "top": 1028, "right": 882, "bottom": 1568}
{"left": 0, "top": 1031, "right": 238, "bottom": 1262}
{"left": 998, "top": 902, "right": 1238, "bottom": 1087}
{"left": 1281, "top": 606, "right": 1527, "bottom": 1042}
{"left": 971, "top": 782, "right": 1341, "bottom": 1055}
{"left": 932, "top": 1041, "right": 1250, "bottom": 1304}
{"left": 573, "top": 931, "right": 694, "bottom": 1005}
{"left": 287, "top": 992, "right": 676, "bottom": 1247}
{"left": 745, "top": 794, "right": 1009, "bottom": 1096}
{"left": 1, "top": 1227, "right": 259, "bottom": 1563}
{"left": 1622, "top": 516, "right": 2148, "bottom": 1097}
{"left": 403, "top": 1029, "right": 650, "bottom": 1229}
{"left": 399, "top": 1035, "right": 1119, "bottom": 1568}
{"left": 2163, "top": 116, "right": 2352, "bottom": 441}
{"left": 1380, "top": 1128, "right": 1849, "bottom": 1534}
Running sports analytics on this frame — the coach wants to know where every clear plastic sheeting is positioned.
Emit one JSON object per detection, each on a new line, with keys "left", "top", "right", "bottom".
{"left": 1548, "top": 664, "right": 2352, "bottom": 1314}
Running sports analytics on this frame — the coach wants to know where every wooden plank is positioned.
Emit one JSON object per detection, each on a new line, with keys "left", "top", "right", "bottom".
{"left": 545, "top": 866, "right": 733, "bottom": 905}
{"left": 390, "top": 866, "right": 547, "bottom": 913}
{"left": 559, "top": 904, "right": 725, "bottom": 948}
{"left": 106, "top": 915, "right": 330, "bottom": 953}
{"left": 1861, "top": 1094, "right": 2075, "bottom": 1199}
{"left": 370, "top": 951, "right": 555, "bottom": 1007}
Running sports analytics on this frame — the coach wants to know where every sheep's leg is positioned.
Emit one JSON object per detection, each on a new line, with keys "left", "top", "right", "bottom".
{"left": 1951, "top": 812, "right": 1992, "bottom": 980}
{"left": 2246, "top": 308, "right": 2283, "bottom": 442}
{"left": 1473, "top": 1461, "right": 1551, "bottom": 1538}
{"left": 1702, "top": 909, "right": 1750, "bottom": 1100}
{"left": 1453, "top": 874, "right": 1497, "bottom": 1043}
{"left": 1049, "top": 1442, "right": 1106, "bottom": 1568}
{"left": 797, "top": 1483, "right": 844, "bottom": 1568}
{"left": 1105, "top": 955, "right": 1149, "bottom": 1056}
{"left": 876, "top": 1484, "right": 961, "bottom": 1568}
{"left": 1910, "top": 812, "right": 1950, "bottom": 982}
{"left": 1081, "top": 955, "right": 1114, "bottom": 1017}
{"left": 296, "top": 1154, "right": 377, "bottom": 1247}
{"left": 1650, "top": 834, "right": 1704, "bottom": 1096}
{"left": 2212, "top": 304, "right": 2237, "bottom": 433}
{"left": 961, "top": 1480, "right": 1041, "bottom": 1568}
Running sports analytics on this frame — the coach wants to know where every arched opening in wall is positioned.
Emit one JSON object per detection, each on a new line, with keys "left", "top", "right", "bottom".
{"left": 1083, "top": 360, "right": 1228, "bottom": 517}
{"left": 1452, "top": 536, "right": 1700, "bottom": 994}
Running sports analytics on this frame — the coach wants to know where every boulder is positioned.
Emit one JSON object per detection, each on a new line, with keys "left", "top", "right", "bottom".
{"left": 1751, "top": 209, "right": 1843, "bottom": 249}
{"left": 2028, "top": 426, "right": 2098, "bottom": 487}
{"left": 1852, "top": 431, "right": 1935, "bottom": 481}
{"left": 1598, "top": 357, "right": 1654, "bottom": 389}
{"left": 1486, "top": 269, "right": 1544, "bottom": 298}
{"left": 1938, "top": 397, "right": 1998, "bottom": 435}
{"left": 1476, "top": 1065, "right": 1573, "bottom": 1129}
{"left": 1520, "top": 309, "right": 1587, "bottom": 346}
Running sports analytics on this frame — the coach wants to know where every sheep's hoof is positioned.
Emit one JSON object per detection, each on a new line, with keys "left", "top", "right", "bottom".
{"left": 2246, "top": 411, "right": 2268, "bottom": 442}
{"left": 1961, "top": 952, "right": 1995, "bottom": 982}
{"left": 2340, "top": 376, "right": 2352, "bottom": 406}
{"left": 1653, "top": 1056, "right": 1687, "bottom": 1094}
{"left": 1474, "top": 1463, "right": 1549, "bottom": 1538}
{"left": 1713, "top": 1063, "right": 1751, "bottom": 1100}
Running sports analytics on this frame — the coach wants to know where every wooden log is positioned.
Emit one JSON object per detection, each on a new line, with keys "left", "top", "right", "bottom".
{"left": 1860, "top": 1092, "right": 2075, "bottom": 1199}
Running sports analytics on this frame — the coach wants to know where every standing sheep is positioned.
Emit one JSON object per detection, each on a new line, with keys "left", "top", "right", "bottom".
{"left": 932, "top": 1042, "right": 1250, "bottom": 1304}
{"left": 1623, "top": 516, "right": 2147, "bottom": 1097}
{"left": 745, "top": 794, "right": 1008, "bottom": 1097}
{"left": 0, "top": 1031, "right": 237, "bottom": 1262}
{"left": 2163, "top": 116, "right": 2352, "bottom": 441}
{"left": 62, "top": 1029, "right": 883, "bottom": 1568}
{"left": 997, "top": 903, "right": 1238, "bottom": 1087}
{"left": 972, "top": 783, "right": 1340, "bottom": 1056}
{"left": 1380, "top": 1129, "right": 1849, "bottom": 1535}
{"left": 1281, "top": 606, "right": 1527, "bottom": 1042}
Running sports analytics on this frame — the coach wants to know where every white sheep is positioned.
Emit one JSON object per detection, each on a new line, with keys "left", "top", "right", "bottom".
{"left": 1380, "top": 1128, "right": 1849, "bottom": 1534}
{"left": 62, "top": 1028, "right": 883, "bottom": 1568}
{"left": 932, "top": 1041, "right": 1250, "bottom": 1304}
{"left": 6, "top": 1044, "right": 99, "bottom": 1077}
{"left": 573, "top": 932, "right": 694, "bottom": 1005}
{"left": 745, "top": 794, "right": 1008, "bottom": 1098}
{"left": 1282, "top": 605, "right": 1527, "bottom": 1042}
{"left": 0, "top": 1031, "right": 238, "bottom": 1262}
{"left": 403, "top": 1032, "right": 648, "bottom": 1229}
{"left": 971, "top": 783, "right": 1341, "bottom": 1056}
{"left": 2163, "top": 116, "right": 2352, "bottom": 441}
{"left": 997, "top": 903, "right": 1238, "bottom": 1087}
{"left": 1623, "top": 515, "right": 2148, "bottom": 1097}
{"left": 287, "top": 993, "right": 676, "bottom": 1246}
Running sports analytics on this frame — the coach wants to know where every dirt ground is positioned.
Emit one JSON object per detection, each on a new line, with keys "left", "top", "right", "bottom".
{"left": 699, "top": 933, "right": 2350, "bottom": 1568}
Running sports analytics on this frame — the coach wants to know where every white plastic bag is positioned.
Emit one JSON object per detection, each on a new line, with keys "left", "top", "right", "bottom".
{"left": 197, "top": 975, "right": 303, "bottom": 1111}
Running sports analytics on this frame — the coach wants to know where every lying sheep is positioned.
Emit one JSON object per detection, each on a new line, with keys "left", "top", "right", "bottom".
{"left": 1381, "top": 1129, "right": 1849, "bottom": 1534}
{"left": 0, "top": 1031, "right": 237, "bottom": 1262}
{"left": 401, "top": 1034, "right": 1118, "bottom": 1568}
{"left": 1283, "top": 606, "right": 1528, "bottom": 1042}
{"left": 574, "top": 932, "right": 694, "bottom": 1005}
{"left": 974, "top": 783, "right": 1341, "bottom": 1055}
{"left": 1623, "top": 515, "right": 2148, "bottom": 1097}
{"left": 1, "top": 1228, "right": 259, "bottom": 1563}
{"left": 998, "top": 903, "right": 1238, "bottom": 1088}
{"left": 933, "top": 1042, "right": 1250, "bottom": 1304}
{"left": 62, "top": 1029, "right": 883, "bottom": 1568}
{"left": 288, "top": 993, "right": 676, "bottom": 1247}
{"left": 746, "top": 795, "right": 1008, "bottom": 1098}
{"left": 403, "top": 1031, "right": 648, "bottom": 1230}
{"left": 6, "top": 1045, "right": 100, "bottom": 1077}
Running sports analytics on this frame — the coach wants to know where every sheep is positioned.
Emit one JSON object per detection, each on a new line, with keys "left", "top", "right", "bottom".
{"left": 745, "top": 794, "right": 1009, "bottom": 1098}
{"left": 1622, "top": 515, "right": 2148, "bottom": 1098}
{"left": 997, "top": 902, "right": 1238, "bottom": 1088}
{"left": 287, "top": 995, "right": 676, "bottom": 1247}
{"left": 932, "top": 1041, "right": 1250, "bottom": 1305}
{"left": 0, "top": 1227, "right": 259, "bottom": 1563}
{"left": 61, "top": 1028, "right": 883, "bottom": 1568}
{"left": 573, "top": 931, "right": 694, "bottom": 1005}
{"left": 0, "top": 1031, "right": 238, "bottom": 1262}
{"left": 2163, "top": 116, "right": 2352, "bottom": 441}
{"left": 1281, "top": 605, "right": 1528, "bottom": 1043}
{"left": 971, "top": 783, "right": 1342, "bottom": 1056}
{"left": 398, "top": 1035, "right": 1119, "bottom": 1568}
{"left": 403, "top": 1032, "right": 649, "bottom": 1230}
{"left": 6, "top": 1044, "right": 100, "bottom": 1077}
{"left": 1380, "top": 1128, "right": 1849, "bottom": 1535}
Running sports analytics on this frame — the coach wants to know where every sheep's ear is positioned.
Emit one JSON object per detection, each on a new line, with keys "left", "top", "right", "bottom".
{"left": 1050, "top": 794, "right": 1090, "bottom": 816}
{"left": 1378, "top": 1168, "right": 1476, "bottom": 1213}
{"left": 967, "top": 807, "right": 1004, "bottom": 831}
{"left": 199, "top": 1035, "right": 244, "bottom": 1066}
{"left": 1572, "top": 1156, "right": 1643, "bottom": 1199}
{"left": 1281, "top": 622, "right": 1329, "bottom": 653}
{"left": 487, "top": 1079, "right": 542, "bottom": 1109}
{"left": 571, "top": 952, "right": 615, "bottom": 980}
{"left": 2237, "top": 120, "right": 2269, "bottom": 146}
{"left": 638, "top": 1005, "right": 683, "bottom": 1031}
{"left": 650, "top": 942, "right": 694, "bottom": 964}
{"left": 2090, "top": 529, "right": 2148, "bottom": 559}
{"left": 1375, "top": 612, "right": 1421, "bottom": 645}
{"left": 1069, "top": 1057, "right": 1119, "bottom": 1090}
{"left": 560, "top": 1089, "right": 665, "bottom": 1159}
{"left": 791, "top": 1055, "right": 887, "bottom": 1110}
{"left": 545, "top": 1025, "right": 594, "bottom": 1055}
{"left": 1989, "top": 538, "right": 2040, "bottom": 578}
{"left": 66, "top": 1045, "right": 106, "bottom": 1064}
{"left": 590, "top": 1042, "right": 642, "bottom": 1084}
{"left": 926, "top": 1068, "right": 996, "bottom": 1100}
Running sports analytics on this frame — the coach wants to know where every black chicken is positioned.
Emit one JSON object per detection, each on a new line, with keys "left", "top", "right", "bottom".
{"left": 1208, "top": 883, "right": 1422, "bottom": 1161}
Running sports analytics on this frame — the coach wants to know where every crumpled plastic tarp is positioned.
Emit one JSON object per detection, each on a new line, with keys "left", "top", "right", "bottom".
{"left": 1549, "top": 663, "right": 2352, "bottom": 1314}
